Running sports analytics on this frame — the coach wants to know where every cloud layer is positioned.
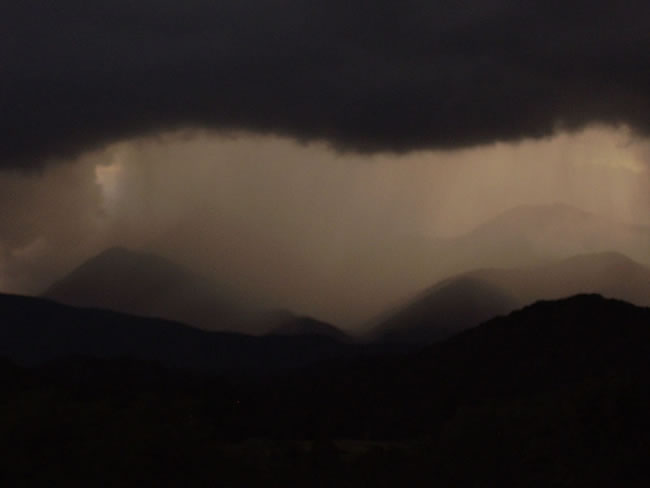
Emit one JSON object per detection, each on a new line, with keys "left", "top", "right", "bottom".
{"left": 2, "top": 1, "right": 649, "bottom": 167}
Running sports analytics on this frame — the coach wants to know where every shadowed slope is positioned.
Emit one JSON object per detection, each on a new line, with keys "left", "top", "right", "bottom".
{"left": 288, "top": 295, "right": 650, "bottom": 440}
{"left": 0, "top": 293, "right": 364, "bottom": 373}
{"left": 43, "top": 247, "right": 344, "bottom": 337}
{"left": 43, "top": 246, "right": 258, "bottom": 332}
{"left": 373, "top": 277, "right": 519, "bottom": 344}
{"left": 267, "top": 316, "right": 350, "bottom": 342}
{"left": 372, "top": 251, "right": 650, "bottom": 345}
{"left": 3, "top": 295, "right": 650, "bottom": 486}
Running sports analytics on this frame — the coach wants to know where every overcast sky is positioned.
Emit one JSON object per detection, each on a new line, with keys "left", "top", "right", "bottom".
{"left": 1, "top": 1, "right": 649, "bottom": 326}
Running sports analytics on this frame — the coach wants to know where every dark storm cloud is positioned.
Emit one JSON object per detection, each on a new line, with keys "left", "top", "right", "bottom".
{"left": 2, "top": 0, "right": 649, "bottom": 168}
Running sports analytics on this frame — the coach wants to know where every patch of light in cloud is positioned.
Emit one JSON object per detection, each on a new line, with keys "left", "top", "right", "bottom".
{"left": 95, "top": 156, "right": 124, "bottom": 213}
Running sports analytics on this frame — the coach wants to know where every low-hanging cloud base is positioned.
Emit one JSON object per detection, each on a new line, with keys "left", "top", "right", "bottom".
{"left": 2, "top": 1, "right": 649, "bottom": 168}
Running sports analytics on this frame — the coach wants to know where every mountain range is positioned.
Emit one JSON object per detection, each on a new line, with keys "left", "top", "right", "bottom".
{"left": 330, "top": 203, "right": 650, "bottom": 324}
{"left": 0, "top": 292, "right": 361, "bottom": 373}
{"left": 373, "top": 251, "right": 650, "bottom": 343}
{"left": 43, "top": 246, "right": 348, "bottom": 339}
{"left": 4, "top": 294, "right": 650, "bottom": 485}
{"left": 39, "top": 203, "right": 650, "bottom": 344}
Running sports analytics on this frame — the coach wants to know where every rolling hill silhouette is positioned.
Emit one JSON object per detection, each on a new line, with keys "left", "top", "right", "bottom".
{"left": 3, "top": 294, "right": 650, "bottom": 485}
{"left": 372, "top": 276, "right": 519, "bottom": 344}
{"left": 267, "top": 315, "right": 350, "bottom": 341}
{"left": 43, "top": 246, "right": 346, "bottom": 338}
{"left": 329, "top": 203, "right": 650, "bottom": 324}
{"left": 267, "top": 295, "right": 650, "bottom": 440}
{"left": 410, "top": 294, "right": 650, "bottom": 396}
{"left": 0, "top": 293, "right": 360, "bottom": 373}
{"left": 43, "top": 246, "right": 258, "bottom": 330}
{"left": 373, "top": 251, "right": 650, "bottom": 344}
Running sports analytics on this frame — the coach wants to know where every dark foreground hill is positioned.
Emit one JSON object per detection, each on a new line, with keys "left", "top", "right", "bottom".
{"left": 0, "top": 293, "right": 363, "bottom": 373}
{"left": 258, "top": 295, "right": 650, "bottom": 437}
{"left": 3, "top": 295, "right": 650, "bottom": 486}
{"left": 373, "top": 251, "right": 650, "bottom": 344}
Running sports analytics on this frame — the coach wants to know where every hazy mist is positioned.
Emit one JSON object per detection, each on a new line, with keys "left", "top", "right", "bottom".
{"left": 1, "top": 126, "right": 648, "bottom": 327}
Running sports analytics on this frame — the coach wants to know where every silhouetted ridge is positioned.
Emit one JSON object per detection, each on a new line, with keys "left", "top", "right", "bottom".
{"left": 372, "top": 251, "right": 650, "bottom": 345}
{"left": 43, "top": 247, "right": 349, "bottom": 336}
{"left": 284, "top": 294, "right": 650, "bottom": 440}
{"left": 0, "top": 293, "right": 371, "bottom": 372}
{"left": 410, "top": 294, "right": 650, "bottom": 397}
{"left": 268, "top": 316, "right": 349, "bottom": 341}
{"left": 43, "top": 247, "right": 264, "bottom": 332}
{"left": 374, "top": 277, "right": 518, "bottom": 344}
{"left": 3, "top": 294, "right": 650, "bottom": 485}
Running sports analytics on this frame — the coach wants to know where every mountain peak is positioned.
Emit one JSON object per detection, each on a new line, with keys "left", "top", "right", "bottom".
{"left": 42, "top": 247, "right": 253, "bottom": 331}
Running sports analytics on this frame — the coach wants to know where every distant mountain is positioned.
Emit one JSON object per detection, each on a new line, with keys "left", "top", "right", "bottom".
{"left": 329, "top": 203, "right": 650, "bottom": 324}
{"left": 43, "top": 246, "right": 258, "bottom": 331}
{"left": 0, "top": 293, "right": 366, "bottom": 373}
{"left": 43, "top": 247, "right": 342, "bottom": 337}
{"left": 442, "top": 203, "right": 650, "bottom": 272}
{"left": 372, "top": 251, "right": 650, "bottom": 344}
{"left": 469, "top": 251, "right": 650, "bottom": 306}
{"left": 372, "top": 277, "right": 519, "bottom": 344}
